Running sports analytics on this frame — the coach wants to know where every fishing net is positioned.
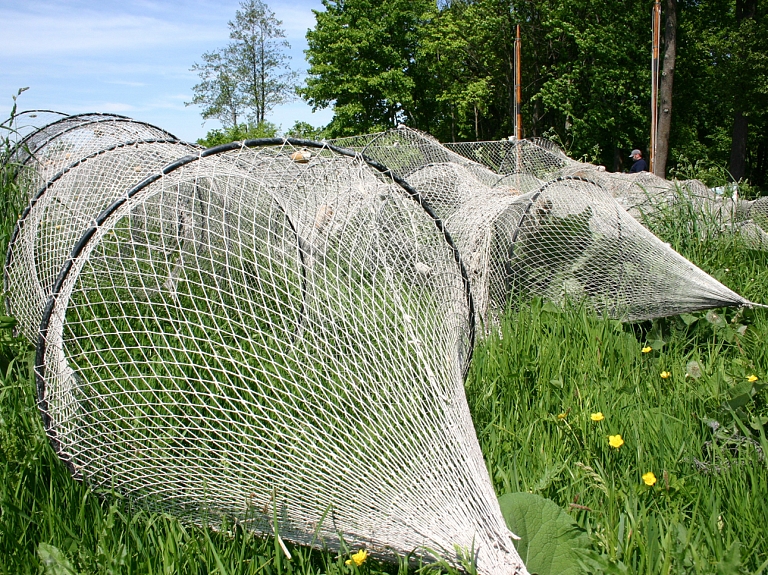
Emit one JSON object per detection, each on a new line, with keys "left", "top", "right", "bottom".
{"left": 331, "top": 128, "right": 753, "bottom": 323}
{"left": 1, "top": 109, "right": 69, "bottom": 145}
{"left": 10, "top": 114, "right": 179, "bottom": 195}
{"left": 444, "top": 133, "right": 752, "bottom": 230}
{"left": 5, "top": 139, "right": 199, "bottom": 342}
{"left": 33, "top": 139, "right": 527, "bottom": 574}
{"left": 732, "top": 195, "right": 768, "bottom": 249}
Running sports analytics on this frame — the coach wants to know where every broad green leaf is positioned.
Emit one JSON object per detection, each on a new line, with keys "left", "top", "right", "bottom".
{"left": 38, "top": 543, "right": 78, "bottom": 575}
{"left": 498, "top": 492, "right": 589, "bottom": 575}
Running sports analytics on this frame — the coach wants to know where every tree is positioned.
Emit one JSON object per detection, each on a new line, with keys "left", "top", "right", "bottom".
{"left": 187, "top": 0, "right": 297, "bottom": 127}
{"left": 655, "top": 0, "right": 677, "bottom": 178}
{"left": 187, "top": 46, "right": 245, "bottom": 129}
{"left": 301, "top": 0, "right": 435, "bottom": 137}
{"left": 229, "top": 0, "right": 299, "bottom": 124}
{"left": 196, "top": 121, "right": 279, "bottom": 148}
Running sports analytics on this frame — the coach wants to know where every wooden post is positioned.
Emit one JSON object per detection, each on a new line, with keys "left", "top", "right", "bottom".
{"left": 514, "top": 24, "right": 522, "bottom": 141}
{"left": 514, "top": 24, "right": 522, "bottom": 187}
{"left": 650, "top": 0, "right": 661, "bottom": 172}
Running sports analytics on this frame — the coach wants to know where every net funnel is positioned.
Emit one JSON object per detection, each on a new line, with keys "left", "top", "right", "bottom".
{"left": 5, "top": 139, "right": 200, "bottom": 342}
{"left": 35, "top": 139, "right": 527, "bottom": 575}
{"left": 487, "top": 178, "right": 750, "bottom": 321}
{"left": 331, "top": 128, "right": 753, "bottom": 323}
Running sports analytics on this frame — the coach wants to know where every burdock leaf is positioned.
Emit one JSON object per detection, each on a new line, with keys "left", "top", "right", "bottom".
{"left": 498, "top": 492, "right": 589, "bottom": 575}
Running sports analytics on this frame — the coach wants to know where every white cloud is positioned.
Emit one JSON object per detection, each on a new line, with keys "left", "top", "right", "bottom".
{"left": 0, "top": 4, "right": 225, "bottom": 57}
{"left": 106, "top": 80, "right": 148, "bottom": 87}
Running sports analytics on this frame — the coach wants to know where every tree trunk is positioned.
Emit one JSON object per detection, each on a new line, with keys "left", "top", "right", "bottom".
{"left": 654, "top": 0, "right": 676, "bottom": 179}
{"left": 728, "top": 0, "right": 758, "bottom": 181}
{"left": 729, "top": 111, "right": 749, "bottom": 181}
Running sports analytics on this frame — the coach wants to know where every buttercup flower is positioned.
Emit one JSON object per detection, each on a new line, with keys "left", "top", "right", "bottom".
{"left": 346, "top": 549, "right": 368, "bottom": 567}
{"left": 591, "top": 412, "right": 605, "bottom": 422}
{"left": 642, "top": 471, "right": 657, "bottom": 486}
{"left": 660, "top": 371, "right": 671, "bottom": 379}
{"left": 641, "top": 346, "right": 652, "bottom": 353}
{"left": 557, "top": 412, "right": 567, "bottom": 420}
{"left": 748, "top": 374, "right": 758, "bottom": 383}
{"left": 608, "top": 434, "right": 624, "bottom": 449}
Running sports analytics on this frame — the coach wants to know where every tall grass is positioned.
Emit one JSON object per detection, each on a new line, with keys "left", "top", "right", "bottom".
{"left": 2, "top": 118, "right": 767, "bottom": 573}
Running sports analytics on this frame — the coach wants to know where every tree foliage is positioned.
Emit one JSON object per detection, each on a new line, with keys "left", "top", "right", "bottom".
{"left": 196, "top": 121, "right": 278, "bottom": 148}
{"left": 301, "top": 0, "right": 435, "bottom": 137}
{"left": 302, "top": 0, "right": 768, "bottom": 185}
{"left": 187, "top": 0, "right": 298, "bottom": 128}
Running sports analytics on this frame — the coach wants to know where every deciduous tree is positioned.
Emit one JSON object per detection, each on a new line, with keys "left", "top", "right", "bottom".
{"left": 187, "top": 0, "right": 297, "bottom": 128}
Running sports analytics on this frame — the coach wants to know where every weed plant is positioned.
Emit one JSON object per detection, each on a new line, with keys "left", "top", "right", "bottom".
{"left": 2, "top": 111, "right": 768, "bottom": 573}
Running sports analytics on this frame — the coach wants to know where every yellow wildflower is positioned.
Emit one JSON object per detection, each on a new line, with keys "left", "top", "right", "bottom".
{"left": 608, "top": 434, "right": 624, "bottom": 449}
{"left": 660, "top": 371, "right": 671, "bottom": 379}
{"left": 557, "top": 412, "right": 567, "bottom": 420}
{"left": 641, "top": 346, "right": 652, "bottom": 353}
{"left": 748, "top": 374, "right": 758, "bottom": 383}
{"left": 642, "top": 472, "right": 657, "bottom": 486}
{"left": 590, "top": 412, "right": 605, "bottom": 422}
{"left": 346, "top": 549, "right": 368, "bottom": 567}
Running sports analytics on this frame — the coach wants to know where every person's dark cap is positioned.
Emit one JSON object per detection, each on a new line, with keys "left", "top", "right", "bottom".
{"left": 629, "top": 149, "right": 642, "bottom": 158}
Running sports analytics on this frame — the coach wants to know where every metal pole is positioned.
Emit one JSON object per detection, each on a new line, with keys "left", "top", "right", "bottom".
{"left": 514, "top": 24, "right": 522, "bottom": 141}
{"left": 650, "top": 0, "right": 661, "bottom": 172}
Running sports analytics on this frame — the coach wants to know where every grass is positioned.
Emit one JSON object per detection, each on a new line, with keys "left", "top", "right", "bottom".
{"left": 2, "top": 120, "right": 768, "bottom": 573}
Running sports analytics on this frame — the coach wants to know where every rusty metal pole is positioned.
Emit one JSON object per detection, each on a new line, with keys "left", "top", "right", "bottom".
{"left": 650, "top": 0, "right": 661, "bottom": 172}
{"left": 514, "top": 24, "right": 522, "bottom": 141}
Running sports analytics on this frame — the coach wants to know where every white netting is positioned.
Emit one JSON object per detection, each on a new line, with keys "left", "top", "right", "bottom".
{"left": 33, "top": 140, "right": 527, "bottom": 574}
{"left": 10, "top": 115, "right": 179, "bottom": 195}
{"left": 735, "top": 195, "right": 768, "bottom": 249}
{"left": 5, "top": 139, "right": 199, "bottom": 342}
{"left": 1, "top": 109, "right": 70, "bottom": 145}
{"left": 443, "top": 133, "right": 767, "bottom": 236}
{"left": 330, "top": 128, "right": 753, "bottom": 323}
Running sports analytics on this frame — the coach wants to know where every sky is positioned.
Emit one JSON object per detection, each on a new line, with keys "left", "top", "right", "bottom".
{"left": 0, "top": 0, "right": 334, "bottom": 142}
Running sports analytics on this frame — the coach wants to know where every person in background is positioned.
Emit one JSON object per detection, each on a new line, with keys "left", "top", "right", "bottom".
{"left": 629, "top": 149, "right": 648, "bottom": 173}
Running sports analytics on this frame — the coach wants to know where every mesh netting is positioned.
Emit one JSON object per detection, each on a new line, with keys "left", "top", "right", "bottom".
{"left": 1, "top": 109, "right": 70, "bottom": 144}
{"left": 5, "top": 139, "right": 199, "bottom": 342}
{"left": 10, "top": 115, "right": 179, "bottom": 195}
{"left": 330, "top": 128, "right": 751, "bottom": 323}
{"left": 733, "top": 195, "right": 768, "bottom": 249}
{"left": 33, "top": 139, "right": 527, "bottom": 574}
{"left": 443, "top": 133, "right": 759, "bottom": 233}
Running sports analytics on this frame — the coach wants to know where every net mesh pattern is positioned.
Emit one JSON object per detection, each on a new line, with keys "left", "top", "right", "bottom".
{"left": 12, "top": 116, "right": 179, "bottom": 195}
{"left": 1, "top": 109, "right": 70, "bottom": 145}
{"left": 34, "top": 140, "right": 527, "bottom": 574}
{"left": 443, "top": 133, "right": 761, "bottom": 234}
{"left": 330, "top": 128, "right": 750, "bottom": 323}
{"left": 5, "top": 140, "right": 199, "bottom": 342}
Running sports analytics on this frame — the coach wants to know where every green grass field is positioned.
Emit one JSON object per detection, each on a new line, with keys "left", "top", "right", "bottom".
{"left": 2, "top": 138, "right": 768, "bottom": 574}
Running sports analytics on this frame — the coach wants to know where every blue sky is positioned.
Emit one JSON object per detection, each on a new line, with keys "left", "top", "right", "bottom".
{"left": 0, "top": 0, "right": 334, "bottom": 142}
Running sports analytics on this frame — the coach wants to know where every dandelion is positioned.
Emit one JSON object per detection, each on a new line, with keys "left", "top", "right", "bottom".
{"left": 641, "top": 346, "right": 652, "bottom": 353}
{"left": 748, "top": 374, "right": 758, "bottom": 383}
{"left": 608, "top": 434, "right": 624, "bottom": 449}
{"left": 590, "top": 412, "right": 604, "bottom": 422}
{"left": 346, "top": 549, "right": 368, "bottom": 566}
{"left": 686, "top": 360, "right": 702, "bottom": 379}
{"left": 642, "top": 471, "right": 657, "bottom": 486}
{"left": 660, "top": 371, "right": 671, "bottom": 379}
